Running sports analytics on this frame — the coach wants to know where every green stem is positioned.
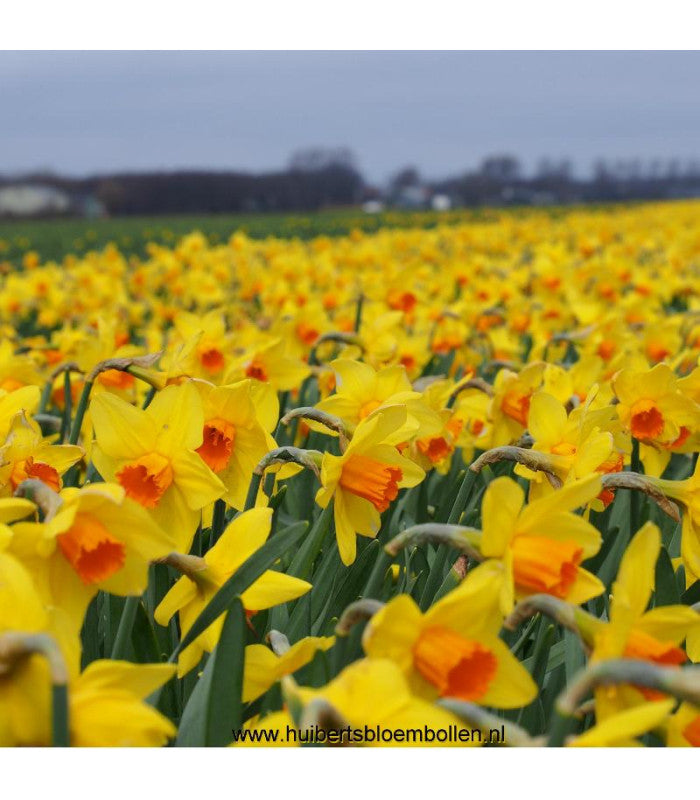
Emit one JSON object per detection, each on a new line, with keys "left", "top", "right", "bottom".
{"left": 354, "top": 293, "right": 364, "bottom": 332}
{"left": 111, "top": 595, "right": 140, "bottom": 660}
{"left": 630, "top": 438, "right": 641, "bottom": 534}
{"left": 510, "top": 613, "right": 540, "bottom": 657}
{"left": 418, "top": 469, "right": 478, "bottom": 610}
{"left": 60, "top": 371, "right": 73, "bottom": 443}
{"left": 52, "top": 683, "right": 70, "bottom": 747}
{"left": 547, "top": 710, "right": 572, "bottom": 747}
{"left": 68, "top": 379, "right": 93, "bottom": 445}
{"left": 38, "top": 379, "right": 52, "bottom": 414}
{"left": 243, "top": 472, "right": 263, "bottom": 511}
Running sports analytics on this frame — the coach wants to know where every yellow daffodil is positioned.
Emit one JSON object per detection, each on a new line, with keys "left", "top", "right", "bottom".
{"left": 476, "top": 474, "right": 605, "bottom": 612}
{"left": 239, "top": 658, "right": 474, "bottom": 747}
{"left": 0, "top": 411, "right": 83, "bottom": 496}
{"left": 315, "top": 405, "right": 425, "bottom": 565}
{"left": 362, "top": 562, "right": 536, "bottom": 707}
{"left": 91, "top": 381, "right": 225, "bottom": 551}
{"left": 193, "top": 380, "right": 275, "bottom": 511}
{"left": 243, "top": 635, "right": 335, "bottom": 703}
{"left": 8, "top": 483, "right": 175, "bottom": 625}
{"left": 155, "top": 508, "right": 311, "bottom": 676}
{"left": 590, "top": 522, "right": 700, "bottom": 717}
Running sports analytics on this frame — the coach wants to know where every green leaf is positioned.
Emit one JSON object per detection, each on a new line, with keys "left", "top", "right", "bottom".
{"left": 315, "top": 540, "right": 380, "bottom": 635}
{"left": 170, "top": 520, "right": 308, "bottom": 660}
{"left": 176, "top": 597, "right": 246, "bottom": 747}
{"left": 682, "top": 579, "right": 700, "bottom": 606}
{"left": 654, "top": 546, "right": 680, "bottom": 606}
{"left": 596, "top": 524, "right": 630, "bottom": 590}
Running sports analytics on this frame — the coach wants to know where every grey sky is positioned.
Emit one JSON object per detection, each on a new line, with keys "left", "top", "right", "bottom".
{"left": 1, "top": 51, "right": 699, "bottom": 183}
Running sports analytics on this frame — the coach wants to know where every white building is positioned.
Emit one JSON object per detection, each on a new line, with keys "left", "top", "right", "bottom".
{"left": 0, "top": 184, "right": 71, "bottom": 217}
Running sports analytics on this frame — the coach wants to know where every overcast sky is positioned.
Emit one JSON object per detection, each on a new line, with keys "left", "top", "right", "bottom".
{"left": 1, "top": 51, "right": 699, "bottom": 183}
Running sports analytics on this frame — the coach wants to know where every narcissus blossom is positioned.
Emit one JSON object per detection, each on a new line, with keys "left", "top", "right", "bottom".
{"left": 155, "top": 508, "right": 311, "bottom": 676}
{"left": 91, "top": 381, "right": 225, "bottom": 551}
{"left": 8, "top": 483, "right": 176, "bottom": 625}
{"left": 315, "top": 405, "right": 425, "bottom": 565}
{"left": 475, "top": 474, "right": 606, "bottom": 612}
{"left": 362, "top": 562, "right": 536, "bottom": 707}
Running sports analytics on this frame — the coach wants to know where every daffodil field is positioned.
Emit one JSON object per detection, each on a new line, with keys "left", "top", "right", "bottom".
{"left": 3, "top": 200, "right": 700, "bottom": 748}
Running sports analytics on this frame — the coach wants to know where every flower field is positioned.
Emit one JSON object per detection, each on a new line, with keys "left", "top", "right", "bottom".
{"left": 2, "top": 200, "right": 700, "bottom": 747}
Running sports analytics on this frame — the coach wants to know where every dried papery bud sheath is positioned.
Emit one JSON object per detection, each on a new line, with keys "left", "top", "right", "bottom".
{"left": 335, "top": 598, "right": 385, "bottom": 636}
{"left": 469, "top": 446, "right": 563, "bottom": 488}
{"left": 504, "top": 593, "right": 598, "bottom": 649}
{"left": 601, "top": 472, "right": 681, "bottom": 522}
{"left": 49, "top": 361, "right": 83, "bottom": 380}
{"left": 438, "top": 699, "right": 543, "bottom": 747}
{"left": 254, "top": 447, "right": 323, "bottom": 479}
{"left": 308, "top": 331, "right": 364, "bottom": 365}
{"left": 384, "top": 523, "right": 484, "bottom": 561}
{"left": 0, "top": 632, "right": 70, "bottom": 747}
{"left": 243, "top": 447, "right": 323, "bottom": 511}
{"left": 280, "top": 407, "right": 350, "bottom": 451}
{"left": 87, "top": 351, "right": 163, "bottom": 385}
{"left": 558, "top": 660, "right": 700, "bottom": 719}
{"left": 156, "top": 552, "right": 209, "bottom": 584}
{"left": 0, "top": 631, "right": 68, "bottom": 684}
{"left": 267, "top": 630, "right": 291, "bottom": 656}
{"left": 299, "top": 697, "right": 352, "bottom": 744}
{"left": 13, "top": 478, "right": 61, "bottom": 522}
{"left": 449, "top": 376, "right": 495, "bottom": 401}
{"left": 548, "top": 660, "right": 700, "bottom": 748}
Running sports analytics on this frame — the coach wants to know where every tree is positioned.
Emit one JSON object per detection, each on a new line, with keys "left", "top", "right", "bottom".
{"left": 479, "top": 155, "right": 521, "bottom": 181}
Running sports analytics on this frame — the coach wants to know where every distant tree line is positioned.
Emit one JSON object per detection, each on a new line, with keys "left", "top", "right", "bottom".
{"left": 427, "top": 155, "right": 700, "bottom": 206}
{"left": 3, "top": 149, "right": 700, "bottom": 218}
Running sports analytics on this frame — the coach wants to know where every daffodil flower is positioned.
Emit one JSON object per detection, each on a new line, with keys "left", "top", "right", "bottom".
{"left": 91, "top": 381, "right": 225, "bottom": 552}
{"left": 193, "top": 379, "right": 276, "bottom": 511}
{"left": 648, "top": 458, "right": 700, "bottom": 584}
{"left": 68, "top": 660, "right": 177, "bottom": 747}
{"left": 0, "top": 411, "right": 83, "bottom": 497}
{"left": 243, "top": 635, "right": 335, "bottom": 703}
{"left": 315, "top": 405, "right": 425, "bottom": 565}
{"left": 489, "top": 363, "right": 545, "bottom": 447}
{"left": 0, "top": 385, "right": 40, "bottom": 440}
{"left": 569, "top": 699, "right": 676, "bottom": 747}
{"left": 225, "top": 337, "right": 310, "bottom": 392}
{"left": 613, "top": 363, "right": 700, "bottom": 474}
{"left": 8, "top": 483, "right": 176, "bottom": 626}
{"left": 315, "top": 358, "right": 427, "bottom": 430}
{"left": 589, "top": 522, "right": 700, "bottom": 718}
{"left": 238, "top": 658, "right": 474, "bottom": 747}
{"left": 666, "top": 702, "right": 700, "bottom": 747}
{"left": 155, "top": 508, "right": 311, "bottom": 676}
{"left": 362, "top": 562, "right": 537, "bottom": 707}
{"left": 517, "top": 390, "right": 622, "bottom": 505}
{"left": 476, "top": 474, "right": 605, "bottom": 612}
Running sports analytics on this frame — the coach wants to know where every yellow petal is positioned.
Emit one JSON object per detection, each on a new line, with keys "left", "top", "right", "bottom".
{"left": 480, "top": 477, "right": 524, "bottom": 557}
{"left": 612, "top": 521, "right": 660, "bottom": 620}
{"left": 91, "top": 392, "right": 157, "bottom": 458}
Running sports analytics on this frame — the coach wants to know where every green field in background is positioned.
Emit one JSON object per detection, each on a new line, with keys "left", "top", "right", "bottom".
{"left": 0, "top": 207, "right": 487, "bottom": 266}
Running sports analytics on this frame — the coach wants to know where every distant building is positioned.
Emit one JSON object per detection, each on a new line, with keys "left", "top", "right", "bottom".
{"left": 431, "top": 193, "right": 452, "bottom": 211}
{"left": 0, "top": 184, "right": 71, "bottom": 217}
{"left": 362, "top": 200, "right": 385, "bottom": 214}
